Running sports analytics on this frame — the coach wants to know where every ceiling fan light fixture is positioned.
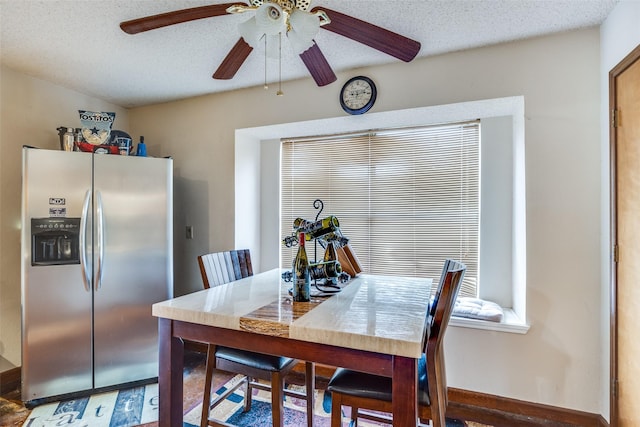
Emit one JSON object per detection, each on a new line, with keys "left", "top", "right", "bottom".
{"left": 289, "top": 9, "right": 320, "bottom": 37}
{"left": 287, "top": 28, "right": 314, "bottom": 54}
{"left": 120, "top": 1, "right": 420, "bottom": 90}
{"left": 238, "top": 16, "right": 263, "bottom": 48}
{"left": 255, "top": 3, "right": 286, "bottom": 35}
{"left": 287, "top": 9, "right": 320, "bottom": 54}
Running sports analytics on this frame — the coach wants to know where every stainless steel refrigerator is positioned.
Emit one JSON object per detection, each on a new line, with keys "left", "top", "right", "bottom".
{"left": 21, "top": 147, "right": 173, "bottom": 405}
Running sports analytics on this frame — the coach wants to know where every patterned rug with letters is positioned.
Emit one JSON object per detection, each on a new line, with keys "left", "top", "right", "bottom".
{"left": 2, "top": 351, "right": 489, "bottom": 427}
{"left": 17, "top": 383, "right": 158, "bottom": 427}
{"left": 13, "top": 381, "right": 473, "bottom": 427}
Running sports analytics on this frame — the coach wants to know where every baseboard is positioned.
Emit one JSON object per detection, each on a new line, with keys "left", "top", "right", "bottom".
{"left": 447, "top": 387, "right": 609, "bottom": 427}
{"left": 0, "top": 366, "right": 21, "bottom": 396}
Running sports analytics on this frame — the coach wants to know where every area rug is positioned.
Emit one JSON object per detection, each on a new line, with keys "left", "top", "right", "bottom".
{"left": 184, "top": 375, "right": 468, "bottom": 427}
{"left": 184, "top": 374, "right": 335, "bottom": 427}
{"left": 18, "top": 383, "right": 158, "bottom": 427}
{"left": 14, "top": 376, "right": 471, "bottom": 427}
{"left": 4, "top": 350, "right": 488, "bottom": 427}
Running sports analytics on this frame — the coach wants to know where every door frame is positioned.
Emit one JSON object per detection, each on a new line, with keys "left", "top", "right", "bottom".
{"left": 609, "top": 42, "right": 640, "bottom": 427}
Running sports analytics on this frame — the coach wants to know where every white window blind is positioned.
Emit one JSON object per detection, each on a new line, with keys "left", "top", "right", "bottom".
{"left": 280, "top": 121, "right": 480, "bottom": 297}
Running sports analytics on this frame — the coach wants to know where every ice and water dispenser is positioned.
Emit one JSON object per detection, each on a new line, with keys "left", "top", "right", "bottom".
{"left": 31, "top": 217, "right": 81, "bottom": 265}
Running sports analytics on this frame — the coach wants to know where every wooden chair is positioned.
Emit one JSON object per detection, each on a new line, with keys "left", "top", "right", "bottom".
{"left": 197, "top": 250, "right": 315, "bottom": 427}
{"left": 198, "top": 249, "right": 254, "bottom": 289}
{"left": 327, "top": 259, "right": 466, "bottom": 427}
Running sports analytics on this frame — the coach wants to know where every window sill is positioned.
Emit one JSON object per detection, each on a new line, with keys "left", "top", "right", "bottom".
{"left": 450, "top": 308, "right": 529, "bottom": 334}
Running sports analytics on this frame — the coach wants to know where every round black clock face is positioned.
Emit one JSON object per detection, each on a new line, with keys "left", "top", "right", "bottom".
{"left": 340, "top": 76, "right": 377, "bottom": 115}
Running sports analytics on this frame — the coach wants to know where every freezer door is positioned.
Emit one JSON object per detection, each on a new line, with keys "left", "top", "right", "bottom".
{"left": 21, "top": 148, "right": 93, "bottom": 401}
{"left": 92, "top": 154, "right": 173, "bottom": 388}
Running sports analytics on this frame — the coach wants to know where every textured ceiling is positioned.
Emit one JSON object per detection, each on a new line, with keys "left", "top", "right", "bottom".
{"left": 0, "top": 0, "right": 618, "bottom": 108}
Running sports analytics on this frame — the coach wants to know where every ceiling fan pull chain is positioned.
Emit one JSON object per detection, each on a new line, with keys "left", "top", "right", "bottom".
{"left": 277, "top": 32, "right": 284, "bottom": 96}
{"left": 264, "top": 36, "right": 269, "bottom": 90}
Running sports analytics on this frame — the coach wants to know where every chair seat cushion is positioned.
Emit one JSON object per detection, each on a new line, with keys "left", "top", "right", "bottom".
{"left": 215, "top": 346, "right": 297, "bottom": 372}
{"left": 453, "top": 297, "right": 504, "bottom": 322}
{"left": 327, "top": 354, "right": 430, "bottom": 406}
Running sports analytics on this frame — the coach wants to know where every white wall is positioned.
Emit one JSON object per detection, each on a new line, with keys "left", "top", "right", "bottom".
{"left": 599, "top": 0, "right": 640, "bottom": 422}
{"left": 480, "top": 116, "right": 514, "bottom": 307}
{"left": 130, "top": 28, "right": 603, "bottom": 415}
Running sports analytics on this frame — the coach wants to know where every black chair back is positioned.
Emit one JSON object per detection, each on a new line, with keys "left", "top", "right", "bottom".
{"left": 423, "top": 259, "right": 466, "bottom": 413}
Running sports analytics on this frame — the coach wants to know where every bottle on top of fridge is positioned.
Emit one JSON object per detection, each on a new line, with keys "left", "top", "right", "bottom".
{"left": 136, "top": 136, "right": 147, "bottom": 157}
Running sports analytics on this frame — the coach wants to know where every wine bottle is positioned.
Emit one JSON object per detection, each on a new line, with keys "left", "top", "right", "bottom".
{"left": 309, "top": 260, "right": 342, "bottom": 280}
{"left": 293, "top": 216, "right": 340, "bottom": 240}
{"left": 293, "top": 217, "right": 311, "bottom": 230}
{"left": 319, "top": 241, "right": 341, "bottom": 285}
{"left": 323, "top": 241, "right": 337, "bottom": 263}
{"left": 319, "top": 231, "right": 349, "bottom": 248}
{"left": 292, "top": 232, "right": 311, "bottom": 302}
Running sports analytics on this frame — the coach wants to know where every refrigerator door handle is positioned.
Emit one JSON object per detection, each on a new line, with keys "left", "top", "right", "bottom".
{"left": 80, "top": 189, "right": 91, "bottom": 292}
{"left": 95, "top": 190, "right": 105, "bottom": 291}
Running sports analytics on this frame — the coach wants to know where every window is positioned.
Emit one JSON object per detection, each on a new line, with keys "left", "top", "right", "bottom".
{"left": 280, "top": 121, "right": 480, "bottom": 297}
{"left": 236, "top": 96, "right": 527, "bottom": 331}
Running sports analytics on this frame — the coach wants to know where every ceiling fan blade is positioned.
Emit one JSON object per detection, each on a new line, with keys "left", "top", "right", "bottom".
{"left": 299, "top": 43, "right": 337, "bottom": 87}
{"left": 312, "top": 7, "right": 421, "bottom": 62}
{"left": 120, "top": 3, "right": 241, "bottom": 34}
{"left": 213, "top": 38, "right": 254, "bottom": 80}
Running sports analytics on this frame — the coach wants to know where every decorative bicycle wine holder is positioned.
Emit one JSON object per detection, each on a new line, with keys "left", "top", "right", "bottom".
{"left": 282, "top": 199, "right": 351, "bottom": 292}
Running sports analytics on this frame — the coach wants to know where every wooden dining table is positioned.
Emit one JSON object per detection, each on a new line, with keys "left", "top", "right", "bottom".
{"left": 152, "top": 268, "right": 432, "bottom": 427}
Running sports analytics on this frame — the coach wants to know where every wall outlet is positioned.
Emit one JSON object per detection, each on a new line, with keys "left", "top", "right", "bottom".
{"left": 186, "top": 225, "right": 194, "bottom": 239}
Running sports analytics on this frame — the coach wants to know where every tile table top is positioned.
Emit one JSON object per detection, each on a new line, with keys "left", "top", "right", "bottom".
{"left": 153, "top": 268, "right": 432, "bottom": 358}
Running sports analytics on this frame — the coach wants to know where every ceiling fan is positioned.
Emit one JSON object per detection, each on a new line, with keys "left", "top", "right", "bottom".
{"left": 120, "top": 1, "right": 421, "bottom": 87}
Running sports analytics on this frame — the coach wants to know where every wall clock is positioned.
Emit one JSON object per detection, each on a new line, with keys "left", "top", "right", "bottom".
{"left": 339, "top": 76, "right": 377, "bottom": 115}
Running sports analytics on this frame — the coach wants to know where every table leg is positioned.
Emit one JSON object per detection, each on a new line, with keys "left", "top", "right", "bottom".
{"left": 305, "top": 362, "right": 315, "bottom": 427}
{"left": 392, "top": 356, "right": 418, "bottom": 427}
{"left": 159, "top": 318, "right": 184, "bottom": 427}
